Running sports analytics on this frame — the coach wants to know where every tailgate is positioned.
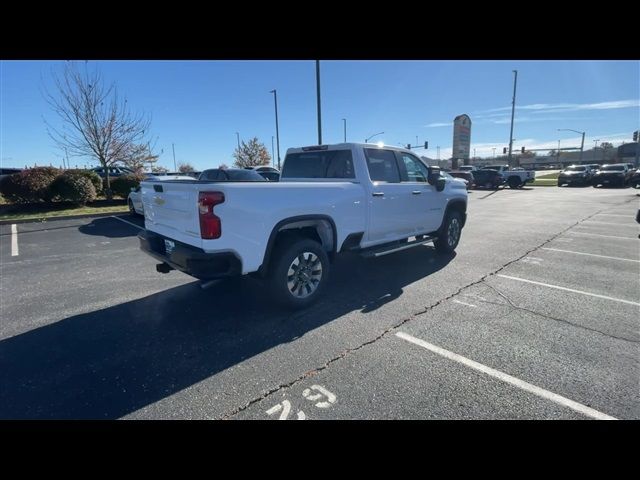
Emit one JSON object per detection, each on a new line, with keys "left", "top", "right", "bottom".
{"left": 141, "top": 180, "right": 204, "bottom": 248}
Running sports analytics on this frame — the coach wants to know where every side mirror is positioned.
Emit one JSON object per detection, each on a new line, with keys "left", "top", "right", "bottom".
{"left": 436, "top": 177, "right": 446, "bottom": 192}
{"left": 428, "top": 166, "right": 441, "bottom": 185}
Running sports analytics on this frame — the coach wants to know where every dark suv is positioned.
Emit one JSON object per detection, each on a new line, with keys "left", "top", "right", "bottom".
{"left": 557, "top": 165, "right": 592, "bottom": 187}
{"left": 591, "top": 164, "right": 633, "bottom": 187}
{"left": 472, "top": 169, "right": 503, "bottom": 189}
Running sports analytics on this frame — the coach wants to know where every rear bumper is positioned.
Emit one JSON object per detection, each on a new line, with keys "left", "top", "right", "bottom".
{"left": 138, "top": 229, "right": 242, "bottom": 279}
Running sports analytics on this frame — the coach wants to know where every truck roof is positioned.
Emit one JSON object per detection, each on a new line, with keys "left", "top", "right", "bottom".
{"left": 286, "top": 143, "right": 413, "bottom": 155}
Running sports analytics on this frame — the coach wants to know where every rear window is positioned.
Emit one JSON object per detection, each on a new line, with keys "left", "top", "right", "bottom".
{"left": 282, "top": 150, "right": 355, "bottom": 179}
{"left": 601, "top": 165, "right": 625, "bottom": 171}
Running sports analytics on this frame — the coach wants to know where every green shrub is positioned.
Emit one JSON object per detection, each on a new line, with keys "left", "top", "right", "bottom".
{"left": 111, "top": 174, "right": 142, "bottom": 199}
{"left": 0, "top": 167, "right": 60, "bottom": 203}
{"left": 67, "top": 169, "right": 103, "bottom": 195}
{"left": 50, "top": 172, "right": 97, "bottom": 205}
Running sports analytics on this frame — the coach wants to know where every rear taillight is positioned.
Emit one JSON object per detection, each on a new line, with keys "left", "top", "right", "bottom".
{"left": 198, "top": 191, "right": 225, "bottom": 239}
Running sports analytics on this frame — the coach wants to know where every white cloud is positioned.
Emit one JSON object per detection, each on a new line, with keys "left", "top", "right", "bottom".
{"left": 483, "top": 99, "right": 639, "bottom": 116}
{"left": 425, "top": 122, "right": 451, "bottom": 128}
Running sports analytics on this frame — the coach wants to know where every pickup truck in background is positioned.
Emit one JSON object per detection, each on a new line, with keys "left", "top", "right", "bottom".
{"left": 481, "top": 165, "right": 535, "bottom": 188}
{"left": 138, "top": 143, "right": 467, "bottom": 309}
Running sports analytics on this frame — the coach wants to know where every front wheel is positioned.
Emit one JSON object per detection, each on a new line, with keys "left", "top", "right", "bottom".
{"left": 434, "top": 211, "right": 463, "bottom": 254}
{"left": 268, "top": 238, "right": 330, "bottom": 310}
{"left": 128, "top": 200, "right": 136, "bottom": 216}
{"left": 508, "top": 176, "right": 520, "bottom": 189}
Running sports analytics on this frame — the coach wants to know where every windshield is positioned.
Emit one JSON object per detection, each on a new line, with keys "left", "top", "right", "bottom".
{"left": 565, "top": 166, "right": 586, "bottom": 171}
{"left": 600, "top": 165, "right": 625, "bottom": 171}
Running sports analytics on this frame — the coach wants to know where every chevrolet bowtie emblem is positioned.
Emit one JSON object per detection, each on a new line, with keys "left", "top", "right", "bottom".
{"left": 154, "top": 197, "right": 165, "bottom": 206}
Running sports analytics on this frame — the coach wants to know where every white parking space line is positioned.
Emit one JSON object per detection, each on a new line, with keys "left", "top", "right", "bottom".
{"left": 496, "top": 274, "right": 640, "bottom": 306}
{"left": 567, "top": 231, "right": 638, "bottom": 240}
{"left": 541, "top": 247, "right": 640, "bottom": 263}
{"left": 395, "top": 332, "right": 617, "bottom": 420}
{"left": 581, "top": 221, "right": 638, "bottom": 227}
{"left": 110, "top": 216, "right": 143, "bottom": 230}
{"left": 452, "top": 299, "right": 478, "bottom": 308}
{"left": 11, "top": 224, "right": 19, "bottom": 256}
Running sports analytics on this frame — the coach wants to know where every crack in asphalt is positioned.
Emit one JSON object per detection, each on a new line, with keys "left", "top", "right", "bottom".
{"left": 221, "top": 196, "right": 638, "bottom": 419}
{"left": 475, "top": 282, "right": 639, "bottom": 344}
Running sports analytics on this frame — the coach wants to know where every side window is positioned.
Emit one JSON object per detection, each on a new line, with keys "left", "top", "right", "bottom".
{"left": 398, "top": 153, "right": 429, "bottom": 182}
{"left": 201, "top": 170, "right": 221, "bottom": 181}
{"left": 364, "top": 148, "right": 400, "bottom": 183}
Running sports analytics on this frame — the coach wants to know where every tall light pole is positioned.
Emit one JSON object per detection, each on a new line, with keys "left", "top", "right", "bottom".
{"left": 270, "top": 89, "right": 281, "bottom": 170}
{"left": 365, "top": 132, "right": 384, "bottom": 143}
{"left": 558, "top": 128, "right": 585, "bottom": 164}
{"left": 235, "top": 132, "right": 240, "bottom": 149}
{"left": 172, "top": 143, "right": 177, "bottom": 171}
{"left": 342, "top": 118, "right": 347, "bottom": 142}
{"left": 507, "top": 70, "right": 518, "bottom": 168}
{"left": 316, "top": 60, "right": 322, "bottom": 145}
{"left": 557, "top": 139, "right": 561, "bottom": 166}
{"left": 593, "top": 139, "right": 600, "bottom": 162}
{"left": 271, "top": 136, "right": 275, "bottom": 168}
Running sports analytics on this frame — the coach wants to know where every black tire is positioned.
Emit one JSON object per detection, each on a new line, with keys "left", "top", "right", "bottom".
{"left": 268, "top": 238, "right": 330, "bottom": 310}
{"left": 128, "top": 199, "right": 136, "bottom": 216}
{"left": 508, "top": 176, "right": 520, "bottom": 189}
{"left": 557, "top": 181, "right": 563, "bottom": 187}
{"left": 434, "top": 210, "right": 463, "bottom": 254}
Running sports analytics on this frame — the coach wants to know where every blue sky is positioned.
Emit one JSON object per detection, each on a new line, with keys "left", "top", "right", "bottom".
{"left": 1, "top": 60, "right": 638, "bottom": 170}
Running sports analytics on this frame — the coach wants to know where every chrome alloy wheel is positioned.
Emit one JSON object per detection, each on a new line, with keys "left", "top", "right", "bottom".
{"left": 287, "top": 252, "right": 323, "bottom": 298}
{"left": 447, "top": 218, "right": 461, "bottom": 248}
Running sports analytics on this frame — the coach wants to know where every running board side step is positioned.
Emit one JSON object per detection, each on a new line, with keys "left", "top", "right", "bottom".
{"left": 360, "top": 235, "right": 437, "bottom": 258}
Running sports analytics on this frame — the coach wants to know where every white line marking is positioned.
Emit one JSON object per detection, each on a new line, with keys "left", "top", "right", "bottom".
{"left": 541, "top": 247, "right": 640, "bottom": 263}
{"left": 496, "top": 274, "right": 640, "bottom": 306}
{"left": 582, "top": 220, "right": 638, "bottom": 227}
{"left": 395, "top": 331, "right": 617, "bottom": 420}
{"left": 567, "top": 231, "right": 637, "bottom": 240}
{"left": 11, "top": 224, "right": 18, "bottom": 256}
{"left": 110, "top": 215, "right": 143, "bottom": 230}
{"left": 453, "top": 299, "right": 478, "bottom": 308}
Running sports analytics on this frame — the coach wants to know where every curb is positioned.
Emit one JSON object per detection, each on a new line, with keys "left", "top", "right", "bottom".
{"left": 0, "top": 210, "right": 130, "bottom": 225}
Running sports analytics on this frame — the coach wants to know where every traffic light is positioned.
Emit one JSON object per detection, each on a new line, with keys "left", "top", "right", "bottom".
{"left": 521, "top": 146, "right": 525, "bottom": 153}
{"left": 634, "top": 130, "right": 638, "bottom": 142}
{"left": 407, "top": 144, "right": 411, "bottom": 149}
{"left": 424, "top": 141, "right": 429, "bottom": 149}
{"left": 503, "top": 147, "right": 507, "bottom": 154}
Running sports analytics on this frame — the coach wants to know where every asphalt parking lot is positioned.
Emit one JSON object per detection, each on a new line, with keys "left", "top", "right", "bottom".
{"left": 1, "top": 186, "right": 638, "bottom": 419}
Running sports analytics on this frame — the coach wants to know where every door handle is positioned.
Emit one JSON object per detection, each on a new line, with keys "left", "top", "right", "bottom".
{"left": 372, "top": 192, "right": 385, "bottom": 197}
{"left": 412, "top": 190, "right": 422, "bottom": 195}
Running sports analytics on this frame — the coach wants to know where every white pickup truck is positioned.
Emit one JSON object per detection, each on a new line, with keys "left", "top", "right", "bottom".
{"left": 138, "top": 143, "right": 468, "bottom": 309}
{"left": 481, "top": 165, "right": 535, "bottom": 188}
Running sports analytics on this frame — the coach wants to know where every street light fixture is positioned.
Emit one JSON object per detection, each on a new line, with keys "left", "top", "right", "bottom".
{"left": 558, "top": 128, "right": 585, "bottom": 163}
{"left": 365, "top": 132, "right": 384, "bottom": 143}
{"left": 269, "top": 89, "right": 281, "bottom": 170}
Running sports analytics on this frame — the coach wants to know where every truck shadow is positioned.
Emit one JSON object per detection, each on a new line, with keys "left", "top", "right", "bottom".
{"left": 0, "top": 246, "right": 453, "bottom": 419}
{"left": 78, "top": 215, "right": 144, "bottom": 238}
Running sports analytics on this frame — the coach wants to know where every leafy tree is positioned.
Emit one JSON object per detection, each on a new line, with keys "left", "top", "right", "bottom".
{"left": 178, "top": 162, "right": 195, "bottom": 173}
{"left": 232, "top": 137, "right": 271, "bottom": 168}
{"left": 600, "top": 142, "right": 613, "bottom": 149}
{"left": 43, "top": 62, "right": 151, "bottom": 199}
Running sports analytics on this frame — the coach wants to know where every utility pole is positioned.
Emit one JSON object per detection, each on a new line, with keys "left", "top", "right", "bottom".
{"left": 271, "top": 136, "right": 275, "bottom": 168}
{"left": 172, "top": 143, "right": 177, "bottom": 171}
{"left": 270, "top": 89, "right": 281, "bottom": 170}
{"left": 507, "top": 70, "right": 518, "bottom": 168}
{"left": 437, "top": 146, "right": 440, "bottom": 160}
{"left": 316, "top": 60, "right": 322, "bottom": 145}
{"left": 342, "top": 118, "right": 347, "bottom": 142}
{"left": 235, "top": 132, "right": 240, "bottom": 149}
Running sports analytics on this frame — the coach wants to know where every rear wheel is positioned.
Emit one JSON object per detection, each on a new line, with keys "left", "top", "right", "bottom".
{"left": 268, "top": 238, "right": 330, "bottom": 310}
{"left": 434, "top": 210, "right": 463, "bottom": 254}
{"left": 508, "top": 176, "right": 521, "bottom": 189}
{"left": 128, "top": 200, "right": 136, "bottom": 215}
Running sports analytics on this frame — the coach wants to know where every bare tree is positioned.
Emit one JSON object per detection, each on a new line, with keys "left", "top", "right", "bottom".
{"left": 43, "top": 62, "right": 151, "bottom": 199}
{"left": 219, "top": 163, "right": 229, "bottom": 169}
{"left": 119, "top": 142, "right": 160, "bottom": 173}
{"left": 233, "top": 137, "right": 271, "bottom": 168}
{"left": 178, "top": 162, "right": 195, "bottom": 173}
{"left": 152, "top": 165, "right": 169, "bottom": 173}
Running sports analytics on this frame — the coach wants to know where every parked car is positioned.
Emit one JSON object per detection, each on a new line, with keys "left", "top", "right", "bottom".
{"left": 472, "top": 169, "right": 504, "bottom": 189}
{"left": 245, "top": 166, "right": 281, "bottom": 181}
{"left": 457, "top": 165, "right": 478, "bottom": 172}
{"left": 128, "top": 175, "right": 194, "bottom": 216}
{"left": 591, "top": 164, "right": 634, "bottom": 187}
{"left": 0, "top": 167, "right": 23, "bottom": 180}
{"left": 198, "top": 168, "right": 267, "bottom": 182}
{"left": 630, "top": 168, "right": 640, "bottom": 188}
{"left": 90, "top": 166, "right": 136, "bottom": 178}
{"left": 557, "top": 165, "right": 592, "bottom": 187}
{"left": 138, "top": 143, "right": 467, "bottom": 309}
{"left": 449, "top": 171, "right": 474, "bottom": 189}
{"left": 481, "top": 165, "right": 534, "bottom": 188}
